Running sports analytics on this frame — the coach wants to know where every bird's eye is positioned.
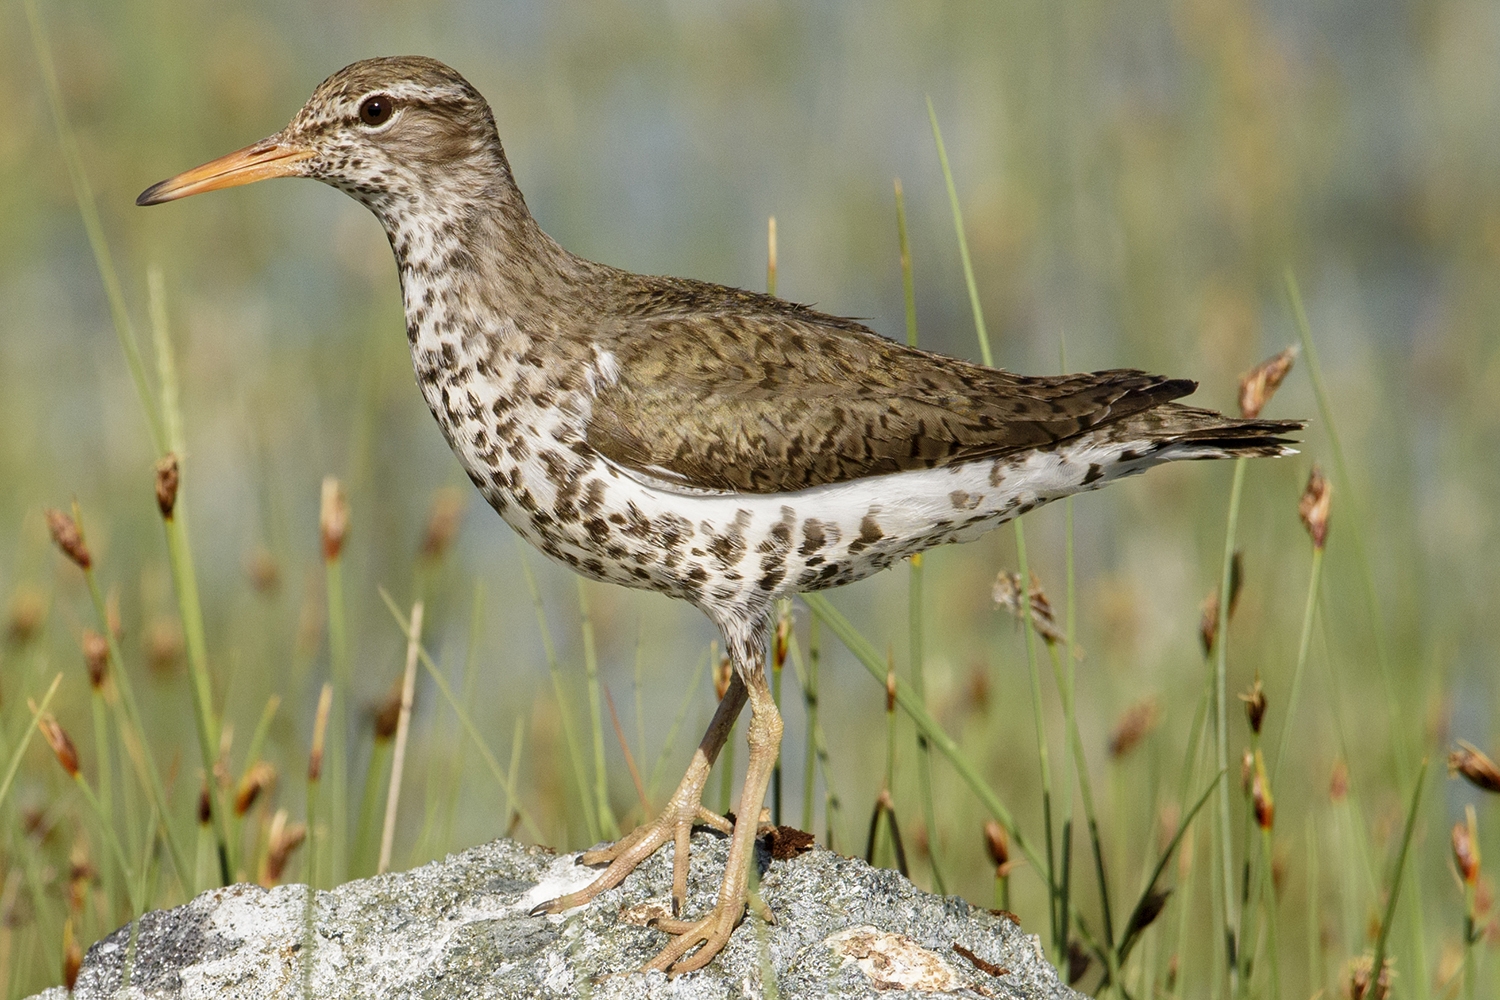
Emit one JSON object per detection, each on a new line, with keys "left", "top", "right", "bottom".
{"left": 359, "top": 96, "right": 394, "bottom": 127}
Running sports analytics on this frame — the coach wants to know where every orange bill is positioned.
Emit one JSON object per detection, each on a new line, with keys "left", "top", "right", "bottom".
{"left": 136, "top": 137, "right": 312, "bottom": 206}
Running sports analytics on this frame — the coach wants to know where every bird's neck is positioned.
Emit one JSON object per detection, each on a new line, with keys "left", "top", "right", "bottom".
{"left": 369, "top": 149, "right": 580, "bottom": 344}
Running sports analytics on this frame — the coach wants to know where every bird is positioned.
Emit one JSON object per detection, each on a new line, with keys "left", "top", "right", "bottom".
{"left": 138, "top": 56, "right": 1301, "bottom": 974}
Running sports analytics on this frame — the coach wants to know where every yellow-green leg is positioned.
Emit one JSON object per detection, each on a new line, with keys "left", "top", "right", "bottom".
{"left": 534, "top": 672, "right": 747, "bottom": 918}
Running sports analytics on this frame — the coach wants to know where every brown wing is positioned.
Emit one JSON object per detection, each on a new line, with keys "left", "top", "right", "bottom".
{"left": 584, "top": 288, "right": 1197, "bottom": 494}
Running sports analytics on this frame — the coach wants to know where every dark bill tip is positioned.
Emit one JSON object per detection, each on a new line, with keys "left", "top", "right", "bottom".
{"left": 132, "top": 138, "right": 311, "bottom": 208}
{"left": 136, "top": 180, "right": 172, "bottom": 207}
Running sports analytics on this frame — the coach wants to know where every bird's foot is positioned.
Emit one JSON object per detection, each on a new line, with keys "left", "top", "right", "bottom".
{"left": 644, "top": 894, "right": 753, "bottom": 975}
{"left": 530, "top": 802, "right": 731, "bottom": 918}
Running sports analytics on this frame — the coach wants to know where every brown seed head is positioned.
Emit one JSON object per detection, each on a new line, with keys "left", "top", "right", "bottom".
{"left": 773, "top": 611, "right": 792, "bottom": 672}
{"left": 81, "top": 629, "right": 109, "bottom": 688}
{"left": 154, "top": 453, "right": 180, "bottom": 518}
{"left": 983, "top": 819, "right": 1011, "bottom": 877}
{"left": 36, "top": 710, "right": 79, "bottom": 778}
{"left": 1066, "top": 941, "right": 1091, "bottom": 985}
{"left": 1251, "top": 752, "right": 1274, "bottom": 831}
{"left": 1199, "top": 552, "right": 1244, "bottom": 655}
{"left": 234, "top": 761, "right": 278, "bottom": 816}
{"left": 309, "top": 682, "right": 333, "bottom": 782}
{"left": 993, "top": 570, "right": 1066, "bottom": 647}
{"left": 1453, "top": 805, "right": 1480, "bottom": 885}
{"left": 63, "top": 918, "right": 82, "bottom": 991}
{"left": 6, "top": 587, "right": 46, "bottom": 645}
{"left": 1299, "top": 465, "right": 1332, "bottom": 550}
{"left": 198, "top": 782, "right": 213, "bottom": 826}
{"left": 1449, "top": 741, "right": 1500, "bottom": 793}
{"left": 714, "top": 653, "right": 732, "bottom": 701}
{"left": 263, "top": 809, "right": 307, "bottom": 886}
{"left": 1239, "top": 677, "right": 1268, "bottom": 734}
{"left": 1130, "top": 888, "right": 1172, "bottom": 937}
{"left": 1109, "top": 697, "right": 1161, "bottom": 759}
{"left": 145, "top": 617, "right": 184, "bottom": 674}
{"left": 418, "top": 486, "right": 466, "bottom": 560}
{"left": 245, "top": 547, "right": 281, "bottom": 594}
{"left": 320, "top": 476, "right": 349, "bottom": 562}
{"left": 1238, "top": 346, "right": 1297, "bottom": 419}
{"left": 885, "top": 653, "right": 897, "bottom": 714}
{"left": 1347, "top": 953, "right": 1394, "bottom": 1000}
{"left": 965, "top": 663, "right": 990, "bottom": 713}
{"left": 373, "top": 682, "right": 402, "bottom": 741}
{"left": 1330, "top": 759, "right": 1349, "bottom": 802}
{"left": 45, "top": 508, "right": 91, "bottom": 570}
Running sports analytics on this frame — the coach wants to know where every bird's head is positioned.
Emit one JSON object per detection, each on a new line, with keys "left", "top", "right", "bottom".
{"left": 138, "top": 56, "right": 507, "bottom": 220}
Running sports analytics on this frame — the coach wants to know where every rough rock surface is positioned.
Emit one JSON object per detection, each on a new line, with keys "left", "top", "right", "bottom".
{"left": 33, "top": 831, "right": 1082, "bottom": 999}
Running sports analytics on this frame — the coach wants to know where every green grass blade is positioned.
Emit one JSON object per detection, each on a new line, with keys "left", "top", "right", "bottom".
{"left": 895, "top": 178, "right": 943, "bottom": 892}
{"left": 576, "top": 579, "right": 619, "bottom": 840}
{"left": 1117, "top": 770, "right": 1224, "bottom": 967}
{"left": 521, "top": 556, "right": 599, "bottom": 843}
{"left": 149, "top": 274, "right": 233, "bottom": 884}
{"left": 1369, "top": 759, "right": 1428, "bottom": 996}
{"left": 926, "top": 98, "right": 992, "bottom": 366}
{"left": 1212, "top": 457, "right": 1246, "bottom": 994}
{"left": 0, "top": 674, "right": 62, "bottom": 810}
{"left": 803, "top": 593, "right": 1054, "bottom": 891}
{"left": 21, "top": 0, "right": 164, "bottom": 452}
{"left": 378, "top": 588, "right": 544, "bottom": 842}
{"left": 1284, "top": 271, "right": 1411, "bottom": 782}
{"left": 645, "top": 647, "right": 710, "bottom": 802}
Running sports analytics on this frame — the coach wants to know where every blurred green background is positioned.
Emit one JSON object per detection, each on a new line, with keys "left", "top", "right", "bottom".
{"left": 3, "top": 0, "right": 1499, "bottom": 996}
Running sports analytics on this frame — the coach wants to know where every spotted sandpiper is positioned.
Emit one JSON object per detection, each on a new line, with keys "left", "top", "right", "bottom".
{"left": 139, "top": 56, "right": 1300, "bottom": 973}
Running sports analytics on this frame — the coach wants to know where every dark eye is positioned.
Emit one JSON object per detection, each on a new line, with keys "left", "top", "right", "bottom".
{"left": 359, "top": 96, "right": 393, "bottom": 126}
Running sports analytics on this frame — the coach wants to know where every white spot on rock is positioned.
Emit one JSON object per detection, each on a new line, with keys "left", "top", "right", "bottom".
{"left": 824, "top": 925, "right": 967, "bottom": 993}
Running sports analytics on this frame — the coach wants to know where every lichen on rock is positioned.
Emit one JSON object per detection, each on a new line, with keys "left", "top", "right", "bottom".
{"left": 32, "top": 832, "right": 1080, "bottom": 999}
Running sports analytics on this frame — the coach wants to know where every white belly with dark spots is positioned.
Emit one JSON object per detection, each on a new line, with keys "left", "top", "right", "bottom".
{"left": 404, "top": 303, "right": 1182, "bottom": 625}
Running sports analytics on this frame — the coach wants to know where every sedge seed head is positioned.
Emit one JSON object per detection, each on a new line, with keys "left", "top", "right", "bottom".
{"left": 319, "top": 476, "right": 349, "bottom": 562}
{"left": 263, "top": 809, "right": 307, "bottom": 885}
{"left": 1238, "top": 346, "right": 1297, "bottom": 419}
{"left": 1449, "top": 741, "right": 1500, "bottom": 793}
{"left": 45, "top": 508, "right": 91, "bottom": 570}
{"left": 309, "top": 683, "right": 333, "bottom": 782}
{"left": 37, "top": 711, "right": 79, "bottom": 778}
{"left": 6, "top": 587, "right": 46, "bottom": 645}
{"left": 714, "top": 653, "right": 732, "bottom": 701}
{"left": 234, "top": 761, "right": 278, "bottom": 816}
{"left": 983, "top": 819, "right": 1011, "bottom": 876}
{"left": 1252, "top": 754, "right": 1275, "bottom": 831}
{"left": 1299, "top": 465, "right": 1332, "bottom": 550}
{"left": 373, "top": 683, "right": 402, "bottom": 741}
{"left": 81, "top": 630, "right": 109, "bottom": 688}
{"left": 63, "top": 919, "right": 82, "bottom": 991}
{"left": 1330, "top": 759, "right": 1350, "bottom": 802}
{"left": 1109, "top": 697, "right": 1161, "bottom": 759}
{"left": 1347, "top": 953, "right": 1394, "bottom": 1000}
{"left": 1453, "top": 806, "right": 1480, "bottom": 885}
{"left": 154, "top": 453, "right": 180, "bottom": 518}
{"left": 418, "top": 486, "right": 466, "bottom": 560}
{"left": 245, "top": 547, "right": 281, "bottom": 594}
{"left": 1239, "top": 677, "right": 1268, "bottom": 734}
{"left": 992, "top": 569, "right": 1065, "bottom": 646}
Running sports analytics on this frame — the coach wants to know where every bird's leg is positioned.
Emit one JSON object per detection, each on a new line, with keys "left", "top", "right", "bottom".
{"left": 645, "top": 640, "right": 782, "bottom": 975}
{"left": 533, "top": 672, "right": 747, "bottom": 917}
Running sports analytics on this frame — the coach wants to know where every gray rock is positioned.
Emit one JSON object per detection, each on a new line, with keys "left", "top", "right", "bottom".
{"left": 34, "top": 832, "right": 1082, "bottom": 999}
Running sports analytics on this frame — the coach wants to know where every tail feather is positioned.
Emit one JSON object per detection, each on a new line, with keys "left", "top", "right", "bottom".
{"left": 1114, "top": 404, "right": 1304, "bottom": 460}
